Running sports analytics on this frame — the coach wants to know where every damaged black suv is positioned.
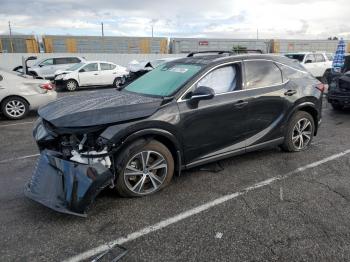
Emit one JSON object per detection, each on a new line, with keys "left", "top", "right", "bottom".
{"left": 25, "top": 52, "right": 324, "bottom": 216}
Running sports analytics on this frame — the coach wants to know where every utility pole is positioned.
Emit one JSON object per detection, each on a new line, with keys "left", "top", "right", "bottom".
{"left": 257, "top": 28, "right": 259, "bottom": 40}
{"left": 151, "top": 25, "right": 154, "bottom": 38}
{"left": 101, "top": 22, "right": 104, "bottom": 37}
{"left": 8, "top": 21, "right": 14, "bottom": 53}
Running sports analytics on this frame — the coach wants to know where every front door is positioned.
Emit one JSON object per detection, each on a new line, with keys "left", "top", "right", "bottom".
{"left": 178, "top": 62, "right": 251, "bottom": 164}
{"left": 78, "top": 63, "right": 101, "bottom": 86}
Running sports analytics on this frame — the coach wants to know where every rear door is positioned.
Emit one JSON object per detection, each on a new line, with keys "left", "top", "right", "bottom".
{"left": 78, "top": 63, "right": 101, "bottom": 86}
{"left": 178, "top": 62, "right": 251, "bottom": 164}
{"left": 99, "top": 63, "right": 117, "bottom": 85}
{"left": 242, "top": 60, "right": 291, "bottom": 148}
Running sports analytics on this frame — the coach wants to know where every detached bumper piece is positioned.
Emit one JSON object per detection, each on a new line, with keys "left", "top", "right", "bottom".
{"left": 24, "top": 150, "right": 113, "bottom": 217}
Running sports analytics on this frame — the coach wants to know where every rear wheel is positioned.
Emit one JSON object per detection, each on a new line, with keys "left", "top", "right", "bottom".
{"left": 113, "top": 77, "right": 125, "bottom": 88}
{"left": 281, "top": 111, "right": 315, "bottom": 152}
{"left": 1, "top": 97, "right": 29, "bottom": 120}
{"left": 115, "top": 140, "right": 174, "bottom": 197}
{"left": 66, "top": 79, "right": 78, "bottom": 91}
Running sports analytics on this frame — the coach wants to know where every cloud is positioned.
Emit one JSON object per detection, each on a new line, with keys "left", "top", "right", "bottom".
{"left": 0, "top": 0, "right": 349, "bottom": 39}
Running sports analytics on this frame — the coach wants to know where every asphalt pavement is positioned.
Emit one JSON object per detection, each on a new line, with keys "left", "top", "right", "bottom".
{"left": 1, "top": 90, "right": 350, "bottom": 262}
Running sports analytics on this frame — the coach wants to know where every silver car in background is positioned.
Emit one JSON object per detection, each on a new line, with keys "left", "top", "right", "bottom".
{"left": 0, "top": 69, "right": 57, "bottom": 120}
{"left": 13, "top": 56, "right": 86, "bottom": 80}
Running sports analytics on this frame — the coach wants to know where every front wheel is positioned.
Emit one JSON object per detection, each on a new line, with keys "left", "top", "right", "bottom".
{"left": 115, "top": 140, "right": 174, "bottom": 197}
{"left": 281, "top": 111, "right": 315, "bottom": 152}
{"left": 65, "top": 79, "right": 78, "bottom": 91}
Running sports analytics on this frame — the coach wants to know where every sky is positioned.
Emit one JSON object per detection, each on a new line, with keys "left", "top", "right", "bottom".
{"left": 0, "top": 0, "right": 349, "bottom": 39}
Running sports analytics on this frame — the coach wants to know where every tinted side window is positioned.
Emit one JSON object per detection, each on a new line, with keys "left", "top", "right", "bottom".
{"left": 244, "top": 60, "right": 282, "bottom": 89}
{"left": 305, "top": 54, "right": 316, "bottom": 63}
{"left": 67, "top": 57, "right": 81, "bottom": 63}
{"left": 54, "top": 58, "right": 69, "bottom": 64}
{"left": 100, "top": 63, "right": 116, "bottom": 70}
{"left": 196, "top": 64, "right": 241, "bottom": 94}
{"left": 40, "top": 59, "right": 54, "bottom": 66}
{"left": 315, "top": 54, "right": 325, "bottom": 62}
{"left": 278, "top": 64, "right": 309, "bottom": 81}
{"left": 82, "top": 63, "right": 98, "bottom": 72}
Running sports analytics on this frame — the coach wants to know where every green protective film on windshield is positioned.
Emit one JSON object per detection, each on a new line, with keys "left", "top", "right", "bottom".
{"left": 125, "top": 64, "right": 202, "bottom": 96}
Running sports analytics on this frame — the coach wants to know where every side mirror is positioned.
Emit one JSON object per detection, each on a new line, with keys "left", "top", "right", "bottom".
{"left": 79, "top": 69, "right": 85, "bottom": 73}
{"left": 190, "top": 86, "right": 215, "bottom": 102}
{"left": 39, "top": 64, "right": 44, "bottom": 67}
{"left": 0, "top": 75, "right": 3, "bottom": 81}
{"left": 305, "top": 60, "right": 313, "bottom": 64}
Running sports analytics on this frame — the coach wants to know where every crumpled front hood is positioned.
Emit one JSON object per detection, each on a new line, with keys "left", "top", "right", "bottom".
{"left": 38, "top": 90, "right": 162, "bottom": 127}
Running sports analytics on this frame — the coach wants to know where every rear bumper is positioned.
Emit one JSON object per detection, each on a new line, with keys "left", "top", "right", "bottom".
{"left": 327, "top": 93, "right": 350, "bottom": 106}
{"left": 24, "top": 150, "right": 114, "bottom": 217}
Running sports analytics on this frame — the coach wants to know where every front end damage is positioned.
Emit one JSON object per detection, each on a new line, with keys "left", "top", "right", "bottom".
{"left": 25, "top": 119, "right": 116, "bottom": 217}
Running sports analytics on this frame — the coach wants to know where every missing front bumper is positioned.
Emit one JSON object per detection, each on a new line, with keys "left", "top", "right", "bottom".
{"left": 24, "top": 150, "right": 114, "bottom": 217}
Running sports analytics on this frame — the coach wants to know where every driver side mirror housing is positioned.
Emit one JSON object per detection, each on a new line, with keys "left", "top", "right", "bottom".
{"left": 0, "top": 75, "right": 3, "bottom": 81}
{"left": 190, "top": 86, "right": 215, "bottom": 102}
{"left": 305, "top": 60, "right": 313, "bottom": 64}
{"left": 79, "top": 69, "right": 85, "bottom": 73}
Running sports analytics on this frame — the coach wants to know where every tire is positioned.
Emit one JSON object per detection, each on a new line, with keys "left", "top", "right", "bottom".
{"left": 65, "top": 79, "right": 78, "bottom": 91}
{"left": 281, "top": 111, "right": 315, "bottom": 152}
{"left": 115, "top": 139, "right": 174, "bottom": 197}
{"left": 113, "top": 77, "right": 125, "bottom": 88}
{"left": 331, "top": 103, "right": 344, "bottom": 111}
{"left": 1, "top": 97, "right": 29, "bottom": 120}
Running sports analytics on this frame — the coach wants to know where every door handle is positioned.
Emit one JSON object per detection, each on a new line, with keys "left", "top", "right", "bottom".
{"left": 284, "top": 90, "right": 297, "bottom": 96}
{"left": 112, "top": 72, "right": 117, "bottom": 74}
{"left": 94, "top": 73, "right": 99, "bottom": 75}
{"left": 234, "top": 100, "right": 248, "bottom": 108}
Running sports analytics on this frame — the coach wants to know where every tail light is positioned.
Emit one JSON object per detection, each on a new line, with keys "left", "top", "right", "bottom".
{"left": 315, "top": 83, "right": 325, "bottom": 93}
{"left": 40, "top": 82, "right": 55, "bottom": 91}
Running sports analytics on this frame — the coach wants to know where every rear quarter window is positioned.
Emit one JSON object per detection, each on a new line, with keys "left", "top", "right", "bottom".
{"left": 277, "top": 64, "right": 312, "bottom": 81}
{"left": 244, "top": 60, "right": 283, "bottom": 89}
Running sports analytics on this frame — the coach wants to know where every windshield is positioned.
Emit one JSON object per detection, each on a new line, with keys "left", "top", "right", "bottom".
{"left": 125, "top": 63, "right": 202, "bottom": 96}
{"left": 68, "top": 62, "right": 85, "bottom": 71}
{"left": 284, "top": 54, "right": 305, "bottom": 62}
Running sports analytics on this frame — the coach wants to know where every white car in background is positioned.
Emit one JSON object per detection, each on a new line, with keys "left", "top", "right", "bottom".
{"left": 54, "top": 61, "right": 129, "bottom": 91}
{"left": 0, "top": 69, "right": 57, "bottom": 120}
{"left": 284, "top": 52, "right": 333, "bottom": 81}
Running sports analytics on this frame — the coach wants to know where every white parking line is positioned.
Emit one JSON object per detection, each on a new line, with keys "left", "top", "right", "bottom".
{"left": 0, "top": 121, "right": 35, "bottom": 127}
{"left": 65, "top": 149, "right": 350, "bottom": 262}
{"left": 0, "top": 154, "right": 39, "bottom": 164}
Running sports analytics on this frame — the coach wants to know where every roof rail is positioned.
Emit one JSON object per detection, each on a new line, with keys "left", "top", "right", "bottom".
{"left": 187, "top": 49, "right": 263, "bottom": 57}
{"left": 187, "top": 51, "right": 233, "bottom": 57}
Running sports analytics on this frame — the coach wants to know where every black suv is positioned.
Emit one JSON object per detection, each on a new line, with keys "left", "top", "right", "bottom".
{"left": 327, "top": 55, "right": 350, "bottom": 110}
{"left": 25, "top": 52, "right": 324, "bottom": 216}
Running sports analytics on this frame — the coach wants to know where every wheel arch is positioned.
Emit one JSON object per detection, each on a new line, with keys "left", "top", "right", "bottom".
{"left": 289, "top": 102, "right": 319, "bottom": 135}
{"left": 0, "top": 95, "right": 30, "bottom": 107}
{"left": 115, "top": 128, "right": 183, "bottom": 176}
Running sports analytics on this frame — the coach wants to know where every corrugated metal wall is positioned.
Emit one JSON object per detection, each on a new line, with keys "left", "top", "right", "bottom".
{"left": 170, "top": 38, "right": 271, "bottom": 53}
{"left": 0, "top": 35, "right": 39, "bottom": 53}
{"left": 272, "top": 39, "right": 350, "bottom": 53}
{"left": 42, "top": 35, "right": 169, "bottom": 54}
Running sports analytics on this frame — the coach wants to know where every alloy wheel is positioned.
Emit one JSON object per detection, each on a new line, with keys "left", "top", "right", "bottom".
{"left": 292, "top": 118, "right": 312, "bottom": 150}
{"left": 124, "top": 150, "right": 168, "bottom": 195}
{"left": 66, "top": 81, "right": 77, "bottom": 91}
{"left": 5, "top": 100, "right": 26, "bottom": 118}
